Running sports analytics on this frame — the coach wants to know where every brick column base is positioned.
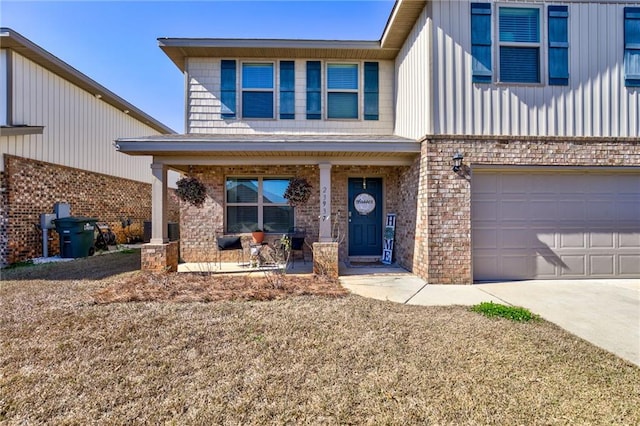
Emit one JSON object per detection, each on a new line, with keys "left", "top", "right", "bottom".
{"left": 141, "top": 241, "right": 179, "bottom": 272}
{"left": 312, "top": 242, "right": 339, "bottom": 279}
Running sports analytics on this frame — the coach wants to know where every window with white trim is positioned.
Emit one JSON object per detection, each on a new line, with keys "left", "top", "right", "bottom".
{"left": 242, "top": 63, "right": 274, "bottom": 118}
{"left": 498, "top": 6, "right": 541, "bottom": 84}
{"left": 327, "top": 63, "right": 359, "bottom": 119}
{"left": 226, "top": 177, "right": 293, "bottom": 233}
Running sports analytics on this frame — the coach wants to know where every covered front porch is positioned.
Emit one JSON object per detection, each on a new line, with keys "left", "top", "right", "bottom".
{"left": 114, "top": 134, "right": 421, "bottom": 276}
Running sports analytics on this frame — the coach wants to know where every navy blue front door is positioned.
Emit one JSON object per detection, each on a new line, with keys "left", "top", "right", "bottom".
{"left": 348, "top": 178, "right": 382, "bottom": 256}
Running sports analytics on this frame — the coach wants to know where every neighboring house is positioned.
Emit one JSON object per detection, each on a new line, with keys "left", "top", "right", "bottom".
{"left": 117, "top": 0, "right": 640, "bottom": 283}
{"left": 0, "top": 28, "right": 176, "bottom": 266}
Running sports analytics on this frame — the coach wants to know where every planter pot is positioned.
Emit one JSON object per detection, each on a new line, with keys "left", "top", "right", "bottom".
{"left": 252, "top": 231, "right": 265, "bottom": 244}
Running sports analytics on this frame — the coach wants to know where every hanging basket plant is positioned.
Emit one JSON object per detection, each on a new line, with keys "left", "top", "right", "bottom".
{"left": 175, "top": 176, "right": 207, "bottom": 207}
{"left": 284, "top": 177, "right": 313, "bottom": 206}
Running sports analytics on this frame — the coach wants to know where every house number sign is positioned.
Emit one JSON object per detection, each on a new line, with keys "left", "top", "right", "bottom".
{"left": 354, "top": 193, "right": 375, "bottom": 215}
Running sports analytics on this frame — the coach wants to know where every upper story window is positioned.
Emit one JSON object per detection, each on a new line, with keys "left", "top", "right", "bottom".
{"left": 498, "top": 7, "right": 541, "bottom": 84}
{"left": 242, "top": 63, "right": 274, "bottom": 119}
{"left": 471, "top": 3, "right": 569, "bottom": 86}
{"left": 327, "top": 63, "right": 359, "bottom": 119}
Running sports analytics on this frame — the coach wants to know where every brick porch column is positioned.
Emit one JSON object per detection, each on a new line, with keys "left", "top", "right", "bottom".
{"left": 318, "top": 163, "right": 332, "bottom": 242}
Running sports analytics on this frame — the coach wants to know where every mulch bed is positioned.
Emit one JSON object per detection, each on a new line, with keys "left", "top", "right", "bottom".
{"left": 92, "top": 271, "right": 348, "bottom": 304}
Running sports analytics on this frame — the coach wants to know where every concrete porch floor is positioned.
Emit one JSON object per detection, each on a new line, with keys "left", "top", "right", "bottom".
{"left": 177, "top": 261, "right": 313, "bottom": 275}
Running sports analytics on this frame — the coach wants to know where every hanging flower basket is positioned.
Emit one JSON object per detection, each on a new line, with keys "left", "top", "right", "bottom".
{"left": 284, "top": 177, "right": 312, "bottom": 206}
{"left": 175, "top": 176, "right": 207, "bottom": 207}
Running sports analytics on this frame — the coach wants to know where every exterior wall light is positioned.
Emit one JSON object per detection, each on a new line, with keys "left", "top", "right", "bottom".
{"left": 452, "top": 152, "right": 464, "bottom": 172}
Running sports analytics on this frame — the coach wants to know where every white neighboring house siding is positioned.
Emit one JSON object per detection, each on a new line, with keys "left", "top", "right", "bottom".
{"left": 427, "top": 0, "right": 639, "bottom": 137}
{"left": 394, "top": 3, "right": 433, "bottom": 140}
{"left": 0, "top": 49, "right": 160, "bottom": 183}
{"left": 186, "top": 58, "right": 395, "bottom": 135}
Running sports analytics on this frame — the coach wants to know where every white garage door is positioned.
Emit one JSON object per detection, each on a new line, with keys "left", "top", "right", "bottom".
{"left": 472, "top": 168, "right": 640, "bottom": 281}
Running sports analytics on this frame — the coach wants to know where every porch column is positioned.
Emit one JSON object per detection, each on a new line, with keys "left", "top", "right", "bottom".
{"left": 318, "top": 163, "right": 332, "bottom": 242}
{"left": 150, "top": 162, "right": 168, "bottom": 244}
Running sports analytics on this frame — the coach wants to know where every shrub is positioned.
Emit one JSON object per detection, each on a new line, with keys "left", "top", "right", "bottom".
{"left": 471, "top": 302, "right": 540, "bottom": 322}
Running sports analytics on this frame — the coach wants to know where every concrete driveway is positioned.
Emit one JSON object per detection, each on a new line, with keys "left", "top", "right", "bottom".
{"left": 340, "top": 268, "right": 640, "bottom": 367}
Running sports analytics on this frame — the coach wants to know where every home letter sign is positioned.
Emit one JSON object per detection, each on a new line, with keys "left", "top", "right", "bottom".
{"left": 381, "top": 213, "right": 396, "bottom": 264}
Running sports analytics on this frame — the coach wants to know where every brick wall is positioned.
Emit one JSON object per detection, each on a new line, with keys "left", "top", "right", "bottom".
{"left": 0, "top": 171, "right": 8, "bottom": 266}
{"left": 417, "top": 136, "right": 640, "bottom": 284}
{"left": 3, "top": 155, "right": 153, "bottom": 265}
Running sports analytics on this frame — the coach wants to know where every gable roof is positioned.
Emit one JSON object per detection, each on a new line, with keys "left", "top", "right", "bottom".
{"left": 158, "top": 0, "right": 427, "bottom": 72}
{"left": 0, "top": 27, "right": 175, "bottom": 134}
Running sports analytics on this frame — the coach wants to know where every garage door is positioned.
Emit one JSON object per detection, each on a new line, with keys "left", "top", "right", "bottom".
{"left": 472, "top": 168, "right": 640, "bottom": 281}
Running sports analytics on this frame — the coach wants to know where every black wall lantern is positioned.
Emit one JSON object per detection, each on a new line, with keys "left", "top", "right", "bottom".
{"left": 452, "top": 152, "right": 464, "bottom": 172}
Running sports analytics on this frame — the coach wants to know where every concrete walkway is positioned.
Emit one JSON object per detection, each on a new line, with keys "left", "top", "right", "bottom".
{"left": 339, "top": 265, "right": 640, "bottom": 367}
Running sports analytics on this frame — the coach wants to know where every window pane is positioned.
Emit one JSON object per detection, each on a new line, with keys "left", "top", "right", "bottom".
{"left": 328, "top": 92, "right": 358, "bottom": 119}
{"left": 227, "top": 206, "right": 258, "bottom": 233}
{"left": 328, "top": 64, "right": 358, "bottom": 89}
{"left": 226, "top": 178, "right": 258, "bottom": 203}
{"left": 263, "top": 206, "right": 294, "bottom": 233}
{"left": 242, "top": 92, "right": 274, "bottom": 118}
{"left": 242, "top": 63, "right": 273, "bottom": 88}
{"left": 262, "top": 178, "right": 289, "bottom": 203}
{"left": 499, "top": 8, "right": 539, "bottom": 43}
{"left": 500, "top": 46, "right": 540, "bottom": 83}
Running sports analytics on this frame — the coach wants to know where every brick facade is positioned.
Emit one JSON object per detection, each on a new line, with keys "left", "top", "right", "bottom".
{"left": 141, "top": 241, "right": 179, "bottom": 272}
{"left": 414, "top": 136, "right": 640, "bottom": 284}
{"left": 2, "top": 155, "right": 153, "bottom": 265}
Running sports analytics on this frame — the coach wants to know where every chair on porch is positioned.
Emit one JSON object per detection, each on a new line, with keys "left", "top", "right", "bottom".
{"left": 216, "top": 229, "right": 244, "bottom": 268}
{"left": 288, "top": 227, "right": 306, "bottom": 268}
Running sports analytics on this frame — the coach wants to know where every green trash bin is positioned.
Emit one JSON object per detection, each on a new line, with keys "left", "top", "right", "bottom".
{"left": 53, "top": 216, "right": 98, "bottom": 258}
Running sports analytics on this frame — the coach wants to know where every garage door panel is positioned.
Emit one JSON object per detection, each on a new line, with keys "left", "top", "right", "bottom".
{"left": 472, "top": 169, "right": 640, "bottom": 280}
{"left": 590, "top": 255, "right": 615, "bottom": 275}
{"left": 620, "top": 255, "right": 640, "bottom": 275}
{"left": 619, "top": 231, "right": 640, "bottom": 248}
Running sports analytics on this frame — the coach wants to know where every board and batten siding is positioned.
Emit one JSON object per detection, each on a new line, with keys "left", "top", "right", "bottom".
{"left": 394, "top": 2, "right": 433, "bottom": 140}
{"left": 0, "top": 50, "right": 160, "bottom": 183}
{"left": 186, "top": 58, "right": 395, "bottom": 135}
{"left": 422, "top": 0, "right": 639, "bottom": 138}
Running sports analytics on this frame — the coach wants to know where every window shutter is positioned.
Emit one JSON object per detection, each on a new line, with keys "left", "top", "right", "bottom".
{"left": 624, "top": 7, "right": 640, "bottom": 87}
{"left": 548, "top": 5, "right": 569, "bottom": 86}
{"left": 221, "top": 60, "right": 236, "bottom": 119}
{"left": 306, "top": 61, "right": 321, "bottom": 119}
{"left": 364, "top": 62, "right": 379, "bottom": 120}
{"left": 280, "top": 61, "right": 295, "bottom": 119}
{"left": 471, "top": 3, "right": 492, "bottom": 83}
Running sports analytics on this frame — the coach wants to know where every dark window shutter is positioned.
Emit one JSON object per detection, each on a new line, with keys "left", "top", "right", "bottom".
{"left": 221, "top": 60, "right": 236, "bottom": 119}
{"left": 548, "top": 5, "right": 569, "bottom": 86}
{"left": 364, "top": 62, "right": 379, "bottom": 120}
{"left": 624, "top": 7, "right": 640, "bottom": 87}
{"left": 306, "top": 61, "right": 321, "bottom": 119}
{"left": 280, "top": 61, "right": 295, "bottom": 119}
{"left": 471, "top": 3, "right": 492, "bottom": 83}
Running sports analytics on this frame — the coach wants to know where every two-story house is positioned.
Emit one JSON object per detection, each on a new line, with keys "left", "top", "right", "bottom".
{"left": 117, "top": 0, "right": 640, "bottom": 283}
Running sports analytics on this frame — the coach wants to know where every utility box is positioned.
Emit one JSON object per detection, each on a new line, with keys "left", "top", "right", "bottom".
{"left": 54, "top": 202, "right": 71, "bottom": 219}
{"left": 53, "top": 216, "right": 97, "bottom": 258}
{"left": 40, "top": 213, "right": 56, "bottom": 230}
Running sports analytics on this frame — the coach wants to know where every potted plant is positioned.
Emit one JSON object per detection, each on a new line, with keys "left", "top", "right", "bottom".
{"left": 175, "top": 176, "right": 207, "bottom": 207}
{"left": 252, "top": 227, "right": 265, "bottom": 244}
{"left": 283, "top": 177, "right": 312, "bottom": 206}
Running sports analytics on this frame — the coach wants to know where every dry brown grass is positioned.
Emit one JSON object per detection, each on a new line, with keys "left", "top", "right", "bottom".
{"left": 1, "top": 250, "right": 640, "bottom": 424}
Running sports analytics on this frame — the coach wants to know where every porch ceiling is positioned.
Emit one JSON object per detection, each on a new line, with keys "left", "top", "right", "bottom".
{"left": 115, "top": 134, "right": 421, "bottom": 169}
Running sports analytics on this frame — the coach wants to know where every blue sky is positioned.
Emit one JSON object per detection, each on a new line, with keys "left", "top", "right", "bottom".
{"left": 1, "top": 1, "right": 395, "bottom": 132}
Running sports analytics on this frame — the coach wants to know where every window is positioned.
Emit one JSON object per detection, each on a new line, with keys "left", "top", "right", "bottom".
{"left": 226, "top": 177, "right": 294, "bottom": 233}
{"left": 625, "top": 7, "right": 640, "bottom": 87}
{"left": 327, "top": 63, "right": 359, "bottom": 119}
{"left": 242, "top": 63, "right": 274, "bottom": 118}
{"left": 498, "top": 7, "right": 541, "bottom": 83}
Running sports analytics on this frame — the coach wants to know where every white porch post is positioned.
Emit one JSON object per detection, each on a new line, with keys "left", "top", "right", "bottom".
{"left": 318, "top": 163, "right": 332, "bottom": 242}
{"left": 150, "top": 162, "right": 168, "bottom": 244}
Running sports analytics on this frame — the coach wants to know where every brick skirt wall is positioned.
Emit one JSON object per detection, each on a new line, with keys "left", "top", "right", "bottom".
{"left": 2, "top": 155, "right": 154, "bottom": 265}
{"left": 414, "top": 136, "right": 640, "bottom": 284}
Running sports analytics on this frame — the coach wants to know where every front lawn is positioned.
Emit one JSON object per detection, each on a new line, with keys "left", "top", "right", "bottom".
{"left": 1, "top": 251, "right": 639, "bottom": 424}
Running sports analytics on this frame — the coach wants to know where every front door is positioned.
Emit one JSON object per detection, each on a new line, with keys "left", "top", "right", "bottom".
{"left": 348, "top": 178, "right": 383, "bottom": 256}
